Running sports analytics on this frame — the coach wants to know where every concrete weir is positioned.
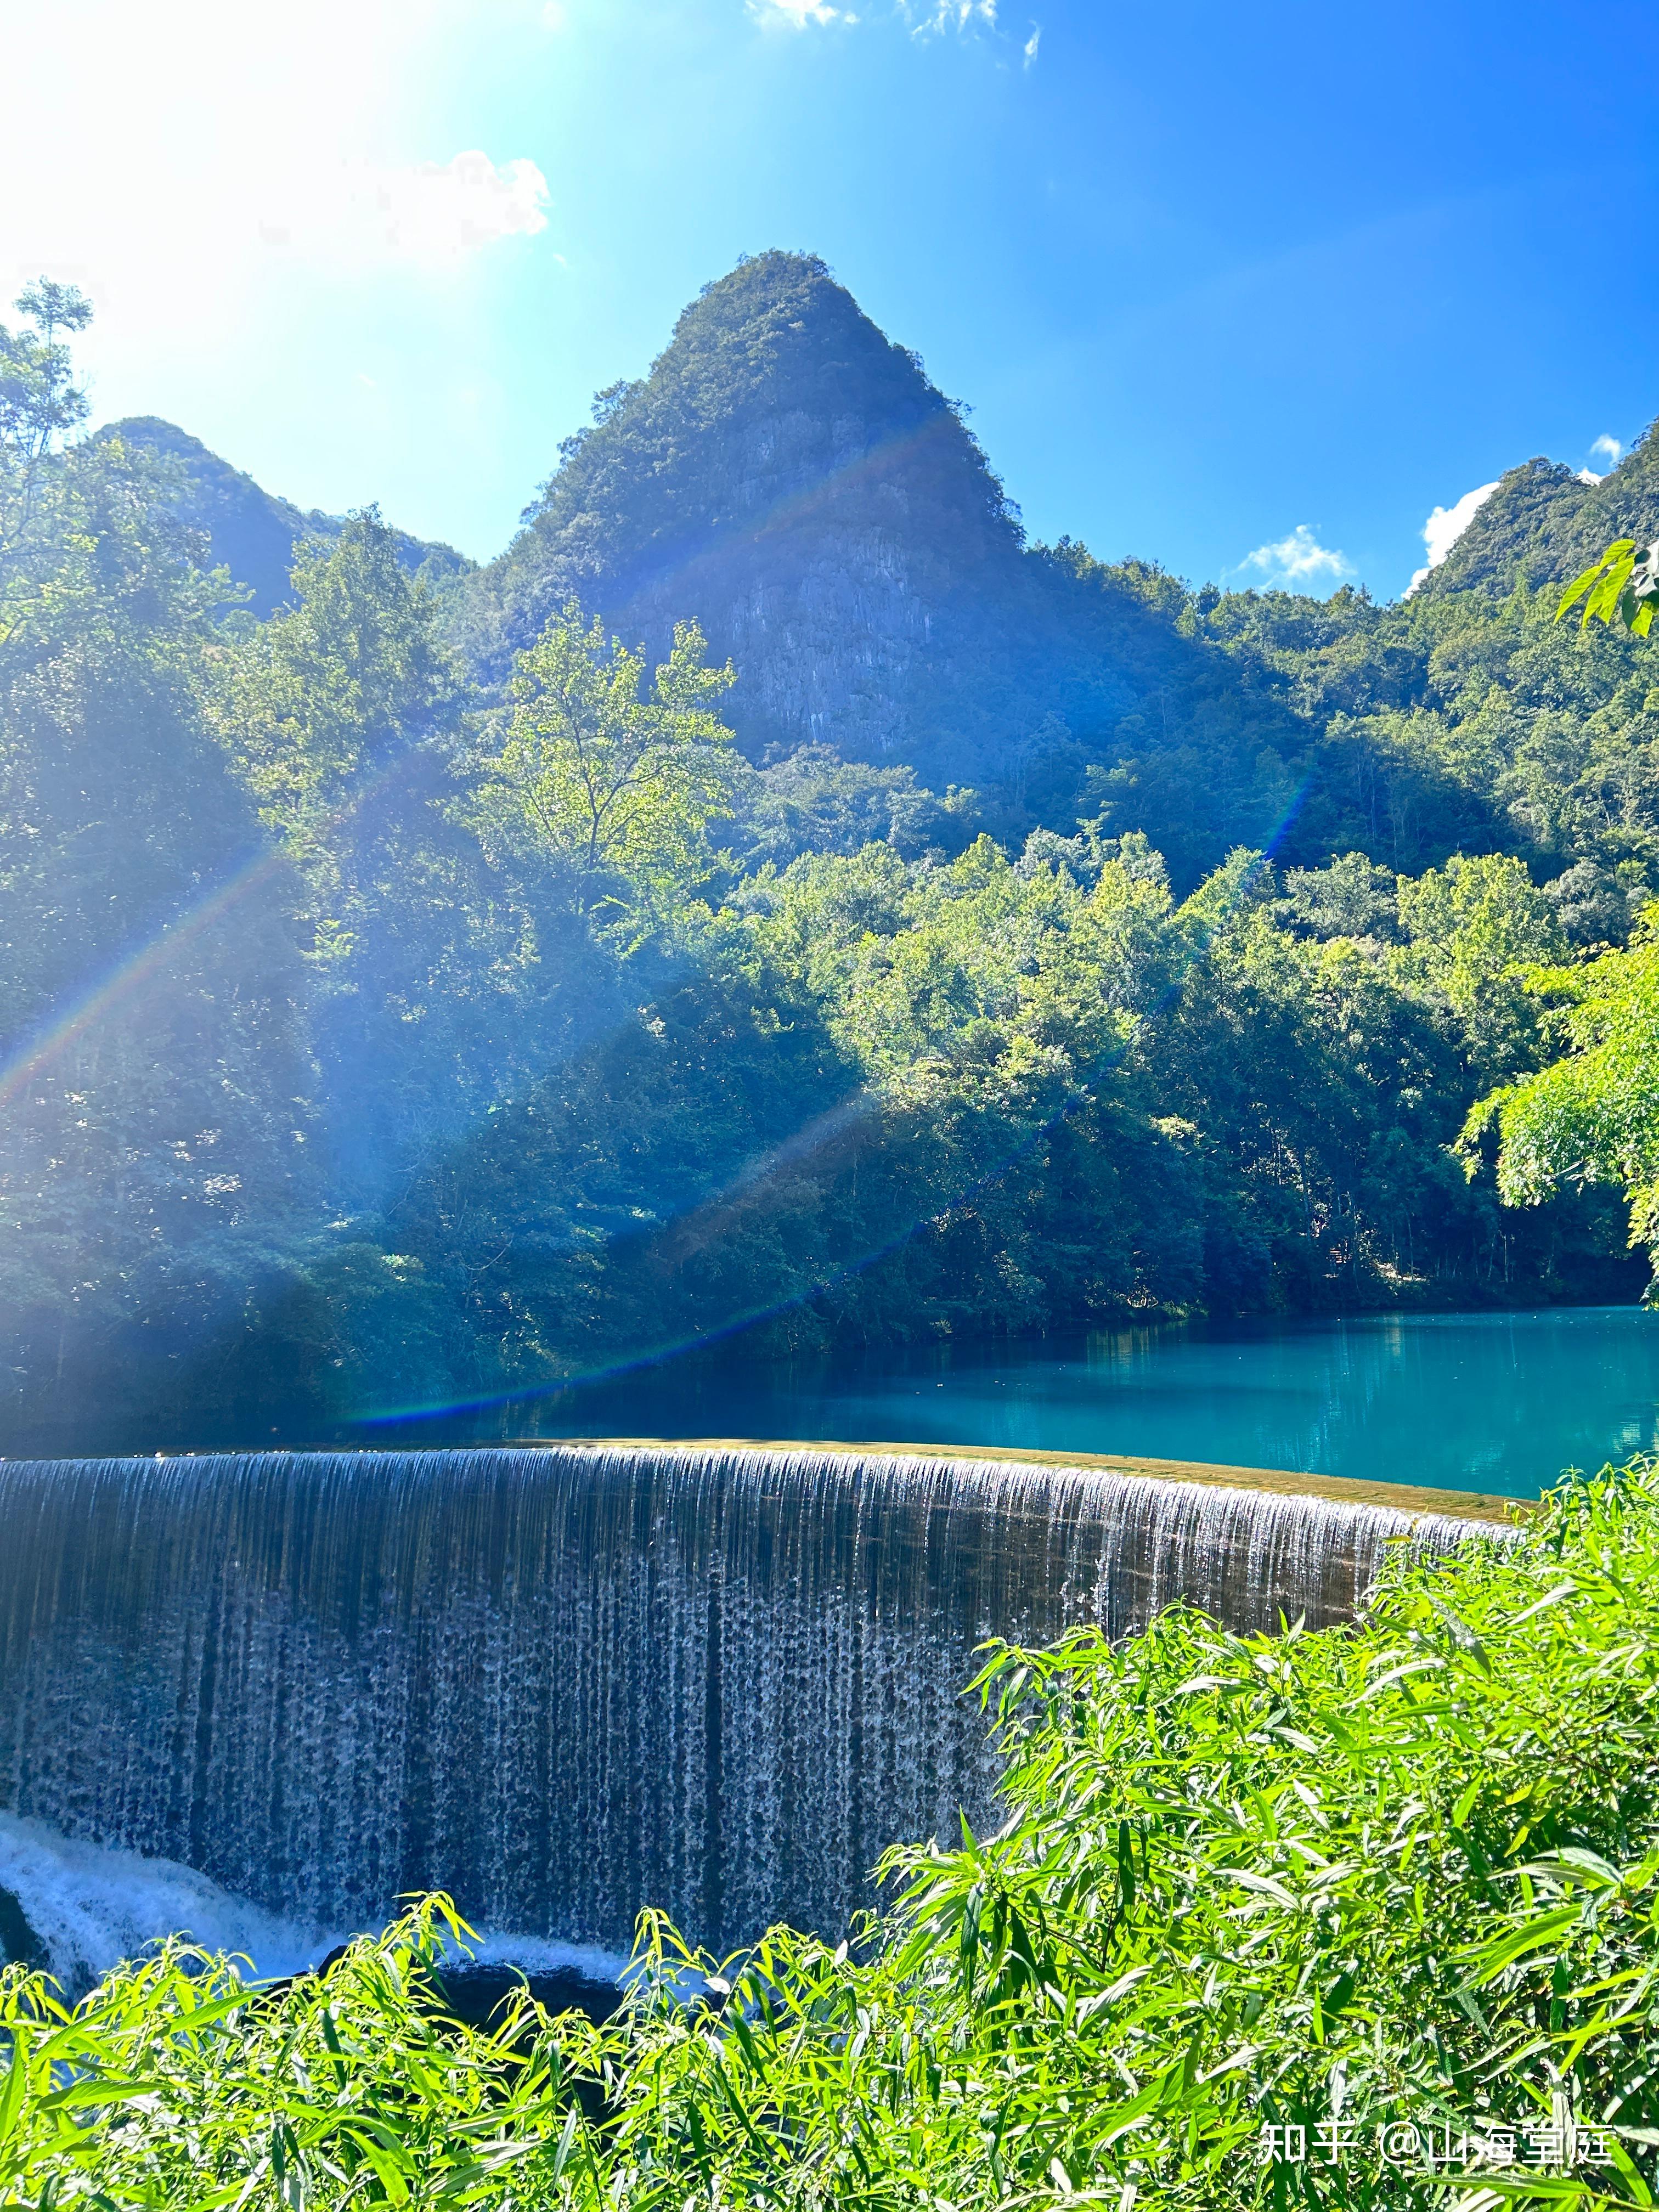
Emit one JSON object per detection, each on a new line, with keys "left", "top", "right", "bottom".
{"left": 0, "top": 1442, "right": 1517, "bottom": 1953}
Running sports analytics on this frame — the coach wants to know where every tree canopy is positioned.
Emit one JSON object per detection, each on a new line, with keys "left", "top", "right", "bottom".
{"left": 473, "top": 600, "right": 737, "bottom": 928}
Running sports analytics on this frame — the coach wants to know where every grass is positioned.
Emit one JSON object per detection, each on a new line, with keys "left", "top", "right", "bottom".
{"left": 5, "top": 1462, "right": 1659, "bottom": 2208}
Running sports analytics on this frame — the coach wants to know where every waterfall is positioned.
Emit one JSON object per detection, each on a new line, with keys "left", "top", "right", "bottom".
{"left": 0, "top": 1444, "right": 1498, "bottom": 1956}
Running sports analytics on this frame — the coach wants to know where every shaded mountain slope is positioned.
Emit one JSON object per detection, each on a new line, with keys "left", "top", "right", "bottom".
{"left": 458, "top": 252, "right": 1157, "bottom": 785}
{"left": 457, "top": 253, "right": 1659, "bottom": 855}
{"left": 100, "top": 417, "right": 472, "bottom": 617}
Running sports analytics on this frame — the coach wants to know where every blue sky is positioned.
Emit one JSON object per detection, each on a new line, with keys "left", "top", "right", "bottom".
{"left": 9, "top": 0, "right": 1656, "bottom": 596}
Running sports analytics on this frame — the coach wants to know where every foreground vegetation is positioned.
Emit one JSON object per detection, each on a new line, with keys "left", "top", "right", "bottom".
{"left": 7, "top": 1460, "right": 1659, "bottom": 2207}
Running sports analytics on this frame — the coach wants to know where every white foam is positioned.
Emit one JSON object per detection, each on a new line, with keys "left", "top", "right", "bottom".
{"left": 0, "top": 1812, "right": 335, "bottom": 1990}
{"left": 455, "top": 1931, "right": 633, "bottom": 1985}
{"left": 0, "top": 1813, "right": 628, "bottom": 1997}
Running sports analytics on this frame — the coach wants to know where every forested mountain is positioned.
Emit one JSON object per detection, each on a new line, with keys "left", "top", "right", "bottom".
{"left": 1420, "top": 435, "right": 1659, "bottom": 600}
{"left": 99, "top": 417, "right": 472, "bottom": 616}
{"left": 1, "top": 260, "right": 1656, "bottom": 1442}
{"left": 459, "top": 250, "right": 1087, "bottom": 785}
{"left": 462, "top": 252, "right": 1659, "bottom": 901}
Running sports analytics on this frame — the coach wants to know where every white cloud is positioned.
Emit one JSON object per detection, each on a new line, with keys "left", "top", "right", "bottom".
{"left": 364, "top": 153, "right": 550, "bottom": 259}
{"left": 1234, "top": 524, "right": 1355, "bottom": 594}
{"left": 2, "top": 0, "right": 552, "bottom": 309}
{"left": 753, "top": 0, "right": 996, "bottom": 32}
{"left": 541, "top": 0, "right": 567, "bottom": 22}
{"left": 1406, "top": 479, "right": 1499, "bottom": 591}
{"left": 0, "top": 0, "right": 581, "bottom": 566}
{"left": 1023, "top": 22, "right": 1041, "bottom": 64}
{"left": 907, "top": 0, "right": 997, "bottom": 26}
{"left": 247, "top": 152, "right": 550, "bottom": 266}
{"left": 1577, "top": 469, "right": 1604, "bottom": 486}
{"left": 1591, "top": 433, "right": 1623, "bottom": 469}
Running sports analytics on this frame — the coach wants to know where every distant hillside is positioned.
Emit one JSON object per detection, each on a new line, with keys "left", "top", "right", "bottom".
{"left": 454, "top": 253, "right": 1659, "bottom": 883}
{"left": 10, "top": 260, "right": 1659, "bottom": 1440}
{"left": 1419, "top": 424, "right": 1659, "bottom": 599}
{"left": 99, "top": 417, "right": 473, "bottom": 617}
{"left": 121, "top": 254, "right": 1659, "bottom": 896}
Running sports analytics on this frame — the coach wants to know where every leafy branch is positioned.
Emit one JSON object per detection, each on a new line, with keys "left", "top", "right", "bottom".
{"left": 1556, "top": 540, "right": 1659, "bottom": 638}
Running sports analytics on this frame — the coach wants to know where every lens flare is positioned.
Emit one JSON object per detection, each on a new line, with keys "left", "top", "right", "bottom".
{"left": 361, "top": 780, "right": 1312, "bottom": 1430}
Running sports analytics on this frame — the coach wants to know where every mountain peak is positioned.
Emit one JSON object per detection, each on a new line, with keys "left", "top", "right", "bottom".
{"left": 624, "top": 249, "right": 933, "bottom": 438}
{"left": 1421, "top": 422, "right": 1659, "bottom": 600}
{"left": 529, "top": 249, "right": 1011, "bottom": 554}
{"left": 468, "top": 252, "right": 1026, "bottom": 761}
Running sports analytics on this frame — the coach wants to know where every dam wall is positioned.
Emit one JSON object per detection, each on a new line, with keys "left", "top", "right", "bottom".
{"left": 0, "top": 1444, "right": 1501, "bottom": 1951}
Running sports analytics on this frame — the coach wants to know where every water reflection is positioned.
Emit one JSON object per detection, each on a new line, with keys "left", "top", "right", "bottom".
{"left": 5, "top": 1307, "right": 1655, "bottom": 1498}
{"left": 488, "top": 1306, "right": 1659, "bottom": 1499}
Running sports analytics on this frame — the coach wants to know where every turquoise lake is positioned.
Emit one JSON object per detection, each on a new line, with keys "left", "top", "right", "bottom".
{"left": 453, "top": 1305, "right": 1659, "bottom": 1499}
{"left": 14, "top": 1305, "right": 1659, "bottom": 1500}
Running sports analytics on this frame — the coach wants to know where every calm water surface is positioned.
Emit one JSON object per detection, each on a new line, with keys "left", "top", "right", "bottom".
{"left": 477, "top": 1306, "right": 1659, "bottom": 1500}
{"left": 11, "top": 1307, "right": 1658, "bottom": 1500}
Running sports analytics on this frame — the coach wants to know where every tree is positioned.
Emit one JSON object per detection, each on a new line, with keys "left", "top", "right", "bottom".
{"left": 1391, "top": 851, "right": 1566, "bottom": 1083}
{"left": 473, "top": 599, "right": 737, "bottom": 929}
{"left": 0, "top": 278, "right": 92, "bottom": 557}
{"left": 1455, "top": 534, "right": 1659, "bottom": 1273}
{"left": 0, "top": 288, "right": 315, "bottom": 1416}
{"left": 207, "top": 509, "right": 461, "bottom": 853}
{"left": 1460, "top": 913, "right": 1659, "bottom": 1280}
{"left": 1, "top": 279, "right": 100, "bottom": 661}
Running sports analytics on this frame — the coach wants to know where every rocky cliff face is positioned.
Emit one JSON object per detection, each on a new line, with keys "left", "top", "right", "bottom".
{"left": 460, "top": 252, "right": 1128, "bottom": 782}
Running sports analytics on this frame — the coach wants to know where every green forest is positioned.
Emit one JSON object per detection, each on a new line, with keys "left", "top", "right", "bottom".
{"left": 4, "top": 254, "right": 1659, "bottom": 1437}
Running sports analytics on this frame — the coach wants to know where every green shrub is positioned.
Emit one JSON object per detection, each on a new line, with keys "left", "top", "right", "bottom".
{"left": 0, "top": 1898, "right": 601, "bottom": 2208}
{"left": 9, "top": 1465, "right": 1659, "bottom": 2207}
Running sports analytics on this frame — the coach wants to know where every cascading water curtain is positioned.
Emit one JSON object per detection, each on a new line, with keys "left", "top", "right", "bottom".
{"left": 0, "top": 1446, "right": 1497, "bottom": 1952}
